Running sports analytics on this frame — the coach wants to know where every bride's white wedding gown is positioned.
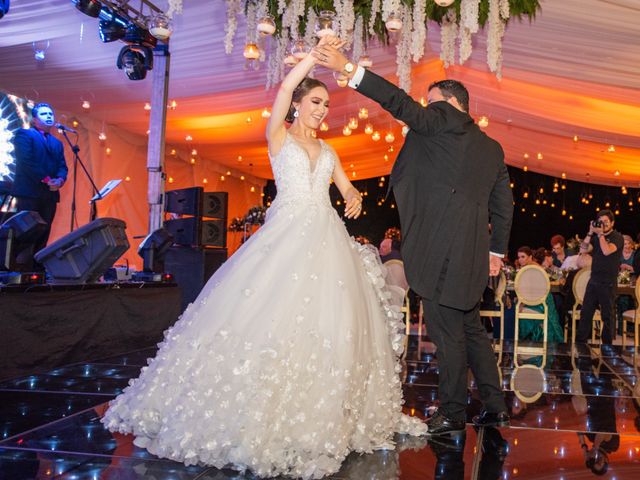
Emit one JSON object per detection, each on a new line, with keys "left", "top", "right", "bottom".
{"left": 102, "top": 132, "right": 426, "bottom": 478}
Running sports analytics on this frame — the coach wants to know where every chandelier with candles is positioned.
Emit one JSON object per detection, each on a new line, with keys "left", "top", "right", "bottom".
{"left": 225, "top": 0, "right": 540, "bottom": 90}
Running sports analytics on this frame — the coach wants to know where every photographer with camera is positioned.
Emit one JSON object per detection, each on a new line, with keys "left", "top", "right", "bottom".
{"left": 575, "top": 209, "right": 623, "bottom": 345}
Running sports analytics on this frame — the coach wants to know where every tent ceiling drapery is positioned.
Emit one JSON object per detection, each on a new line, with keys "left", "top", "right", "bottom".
{"left": 0, "top": 0, "right": 639, "bottom": 186}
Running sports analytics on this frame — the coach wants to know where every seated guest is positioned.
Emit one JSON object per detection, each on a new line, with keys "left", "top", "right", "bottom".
{"left": 551, "top": 234, "right": 570, "bottom": 267}
{"left": 619, "top": 235, "right": 636, "bottom": 273}
{"left": 561, "top": 251, "right": 592, "bottom": 271}
{"left": 617, "top": 234, "right": 636, "bottom": 334}
{"left": 516, "top": 246, "right": 564, "bottom": 343}
{"left": 381, "top": 238, "right": 402, "bottom": 263}
{"left": 516, "top": 246, "right": 535, "bottom": 269}
{"left": 533, "top": 247, "right": 554, "bottom": 269}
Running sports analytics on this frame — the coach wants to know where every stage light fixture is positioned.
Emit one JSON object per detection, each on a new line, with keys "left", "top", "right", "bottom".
{"left": 117, "top": 44, "right": 153, "bottom": 80}
{"left": 0, "top": 0, "right": 10, "bottom": 20}
{"left": 73, "top": 0, "right": 102, "bottom": 18}
{"left": 97, "top": 6, "right": 128, "bottom": 42}
{"left": 138, "top": 227, "right": 173, "bottom": 273}
{"left": 123, "top": 23, "right": 157, "bottom": 49}
{"left": 98, "top": 19, "right": 126, "bottom": 42}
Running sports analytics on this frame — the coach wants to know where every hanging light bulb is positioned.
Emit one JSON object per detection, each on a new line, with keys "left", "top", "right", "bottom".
{"left": 320, "top": 121, "right": 329, "bottom": 132}
{"left": 191, "top": 149, "right": 198, "bottom": 156}
{"left": 523, "top": 165, "right": 528, "bottom": 172}
{"left": 372, "top": 131, "right": 381, "bottom": 141}
{"left": 342, "top": 125, "right": 352, "bottom": 136}
{"left": 98, "top": 132, "right": 107, "bottom": 141}
{"left": 348, "top": 117, "right": 358, "bottom": 130}
{"left": 169, "top": 100, "right": 177, "bottom": 110}
{"left": 608, "top": 144, "right": 616, "bottom": 153}
{"left": 385, "top": 132, "right": 395, "bottom": 143}
{"left": 144, "top": 102, "right": 151, "bottom": 111}
{"left": 364, "top": 123, "right": 373, "bottom": 135}
{"left": 477, "top": 116, "right": 489, "bottom": 128}
{"left": 185, "top": 135, "right": 193, "bottom": 141}
{"left": 261, "top": 108, "right": 271, "bottom": 119}
{"left": 537, "top": 152, "right": 543, "bottom": 160}
{"left": 573, "top": 135, "right": 579, "bottom": 142}
{"left": 82, "top": 100, "right": 91, "bottom": 109}
{"left": 358, "top": 108, "right": 368, "bottom": 120}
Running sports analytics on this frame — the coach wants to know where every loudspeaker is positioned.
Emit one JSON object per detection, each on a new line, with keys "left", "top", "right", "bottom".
{"left": 164, "top": 217, "right": 226, "bottom": 248}
{"left": 165, "top": 187, "right": 203, "bottom": 217}
{"left": 165, "top": 188, "right": 228, "bottom": 219}
{"left": 34, "top": 218, "right": 129, "bottom": 284}
{"left": 164, "top": 246, "right": 227, "bottom": 311}
{"left": 202, "top": 192, "right": 228, "bottom": 219}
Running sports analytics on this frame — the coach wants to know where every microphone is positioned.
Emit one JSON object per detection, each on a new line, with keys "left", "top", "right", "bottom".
{"left": 55, "top": 123, "right": 77, "bottom": 133}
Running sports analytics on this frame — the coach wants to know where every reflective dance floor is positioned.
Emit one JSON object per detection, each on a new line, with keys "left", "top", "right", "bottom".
{"left": 1, "top": 338, "right": 639, "bottom": 479}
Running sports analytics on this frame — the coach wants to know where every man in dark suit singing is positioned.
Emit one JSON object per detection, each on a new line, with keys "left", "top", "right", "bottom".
{"left": 12, "top": 103, "right": 68, "bottom": 255}
{"left": 314, "top": 46, "right": 514, "bottom": 435}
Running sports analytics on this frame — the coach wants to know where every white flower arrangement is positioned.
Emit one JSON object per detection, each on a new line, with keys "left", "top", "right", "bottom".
{"left": 221, "top": 1, "right": 540, "bottom": 87}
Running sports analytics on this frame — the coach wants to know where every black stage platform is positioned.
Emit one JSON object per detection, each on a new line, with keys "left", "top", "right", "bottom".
{"left": 0, "top": 282, "right": 181, "bottom": 382}
{"left": 0, "top": 337, "right": 639, "bottom": 479}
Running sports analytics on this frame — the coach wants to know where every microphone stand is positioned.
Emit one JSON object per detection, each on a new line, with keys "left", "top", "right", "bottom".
{"left": 59, "top": 129, "right": 102, "bottom": 232}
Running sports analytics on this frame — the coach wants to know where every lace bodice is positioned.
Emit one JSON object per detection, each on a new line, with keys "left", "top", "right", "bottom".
{"left": 269, "top": 132, "right": 335, "bottom": 208}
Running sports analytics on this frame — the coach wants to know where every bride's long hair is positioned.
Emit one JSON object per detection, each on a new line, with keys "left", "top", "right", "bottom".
{"left": 285, "top": 77, "right": 328, "bottom": 124}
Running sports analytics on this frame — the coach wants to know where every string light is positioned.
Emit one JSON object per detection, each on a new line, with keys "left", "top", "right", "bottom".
{"left": 261, "top": 108, "right": 271, "bottom": 119}
{"left": 358, "top": 108, "right": 368, "bottom": 120}
{"left": 320, "top": 122, "right": 329, "bottom": 132}
{"left": 371, "top": 131, "right": 381, "bottom": 141}
{"left": 364, "top": 123, "right": 373, "bottom": 135}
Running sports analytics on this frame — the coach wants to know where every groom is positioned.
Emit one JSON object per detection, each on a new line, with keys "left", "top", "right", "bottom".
{"left": 314, "top": 45, "right": 513, "bottom": 435}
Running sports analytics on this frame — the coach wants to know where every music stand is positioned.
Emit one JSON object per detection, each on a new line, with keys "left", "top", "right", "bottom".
{"left": 90, "top": 179, "right": 122, "bottom": 221}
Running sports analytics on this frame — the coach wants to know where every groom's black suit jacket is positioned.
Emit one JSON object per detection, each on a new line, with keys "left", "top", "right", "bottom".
{"left": 12, "top": 127, "right": 68, "bottom": 203}
{"left": 357, "top": 71, "right": 513, "bottom": 311}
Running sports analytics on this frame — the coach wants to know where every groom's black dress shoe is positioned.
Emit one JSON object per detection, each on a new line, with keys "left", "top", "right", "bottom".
{"left": 426, "top": 410, "right": 466, "bottom": 436}
{"left": 472, "top": 410, "right": 510, "bottom": 428}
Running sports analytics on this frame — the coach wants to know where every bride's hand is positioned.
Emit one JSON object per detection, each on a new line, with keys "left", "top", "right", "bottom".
{"left": 316, "top": 35, "right": 346, "bottom": 50}
{"left": 344, "top": 190, "right": 363, "bottom": 219}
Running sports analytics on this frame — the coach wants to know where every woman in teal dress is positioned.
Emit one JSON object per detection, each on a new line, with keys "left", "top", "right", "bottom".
{"left": 516, "top": 246, "right": 564, "bottom": 343}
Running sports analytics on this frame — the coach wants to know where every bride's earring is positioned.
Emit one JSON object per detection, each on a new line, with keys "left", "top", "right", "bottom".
{"left": 293, "top": 109, "right": 299, "bottom": 118}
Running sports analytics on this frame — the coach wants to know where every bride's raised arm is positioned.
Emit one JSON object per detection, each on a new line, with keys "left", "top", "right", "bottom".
{"left": 265, "top": 54, "right": 317, "bottom": 155}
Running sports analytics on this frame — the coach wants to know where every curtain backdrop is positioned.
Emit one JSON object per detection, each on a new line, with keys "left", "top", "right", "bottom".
{"left": 50, "top": 116, "right": 266, "bottom": 268}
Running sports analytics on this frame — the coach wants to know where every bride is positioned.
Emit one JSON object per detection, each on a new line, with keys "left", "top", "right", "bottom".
{"left": 102, "top": 37, "right": 426, "bottom": 479}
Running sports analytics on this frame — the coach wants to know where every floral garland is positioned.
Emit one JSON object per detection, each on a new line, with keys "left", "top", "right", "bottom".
{"left": 220, "top": 1, "right": 539, "bottom": 87}
{"left": 166, "top": 1, "right": 539, "bottom": 87}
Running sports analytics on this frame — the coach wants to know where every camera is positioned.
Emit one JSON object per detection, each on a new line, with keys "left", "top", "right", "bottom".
{"left": 591, "top": 219, "right": 603, "bottom": 228}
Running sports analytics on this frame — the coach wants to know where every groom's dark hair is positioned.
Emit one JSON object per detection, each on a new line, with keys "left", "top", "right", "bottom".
{"left": 285, "top": 77, "right": 328, "bottom": 123}
{"left": 428, "top": 79, "right": 469, "bottom": 112}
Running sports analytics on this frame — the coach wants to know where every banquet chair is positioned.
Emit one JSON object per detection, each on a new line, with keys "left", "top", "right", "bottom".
{"left": 513, "top": 264, "right": 550, "bottom": 368}
{"left": 479, "top": 271, "right": 507, "bottom": 352}
{"left": 383, "top": 259, "right": 409, "bottom": 292}
{"left": 568, "top": 268, "right": 603, "bottom": 344}
{"left": 621, "top": 280, "right": 640, "bottom": 347}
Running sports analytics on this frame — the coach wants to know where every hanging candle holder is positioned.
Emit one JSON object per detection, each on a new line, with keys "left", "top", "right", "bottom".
{"left": 315, "top": 10, "right": 336, "bottom": 38}
{"left": 257, "top": 15, "right": 276, "bottom": 36}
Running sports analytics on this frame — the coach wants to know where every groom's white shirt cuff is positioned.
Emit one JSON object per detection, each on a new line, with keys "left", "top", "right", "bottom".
{"left": 348, "top": 66, "right": 366, "bottom": 89}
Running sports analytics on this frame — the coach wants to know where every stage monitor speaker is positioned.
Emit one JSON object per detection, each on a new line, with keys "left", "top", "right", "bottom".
{"left": 34, "top": 217, "right": 130, "bottom": 284}
{"left": 165, "top": 187, "right": 228, "bottom": 219}
{"left": 0, "top": 210, "right": 47, "bottom": 271}
{"left": 164, "top": 246, "right": 227, "bottom": 311}
{"left": 163, "top": 217, "right": 226, "bottom": 248}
